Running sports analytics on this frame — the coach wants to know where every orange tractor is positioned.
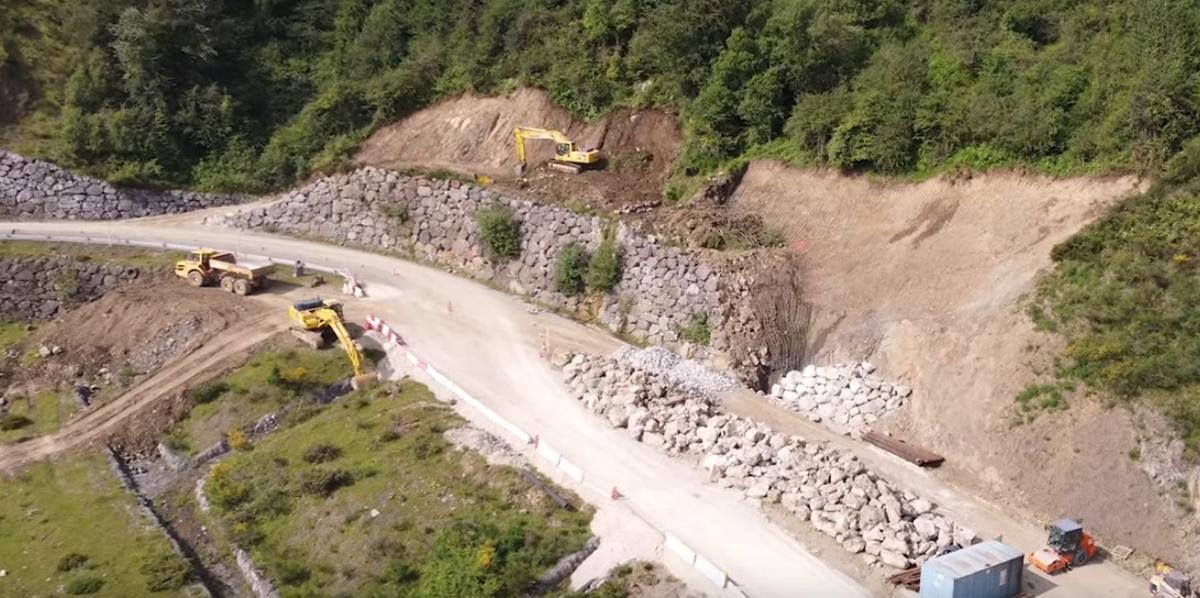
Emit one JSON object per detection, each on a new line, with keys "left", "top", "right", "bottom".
{"left": 1028, "top": 518, "right": 1098, "bottom": 574}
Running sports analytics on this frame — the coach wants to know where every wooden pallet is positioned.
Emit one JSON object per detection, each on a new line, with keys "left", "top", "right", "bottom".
{"left": 1108, "top": 544, "right": 1134, "bottom": 560}
{"left": 863, "top": 431, "right": 946, "bottom": 467}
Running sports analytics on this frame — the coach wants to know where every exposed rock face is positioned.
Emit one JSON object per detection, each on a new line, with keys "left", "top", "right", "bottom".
{"left": 559, "top": 350, "right": 974, "bottom": 569}
{"left": 0, "top": 152, "right": 239, "bottom": 220}
{"left": 768, "top": 362, "right": 911, "bottom": 434}
{"left": 219, "top": 168, "right": 750, "bottom": 349}
{"left": 0, "top": 256, "right": 140, "bottom": 320}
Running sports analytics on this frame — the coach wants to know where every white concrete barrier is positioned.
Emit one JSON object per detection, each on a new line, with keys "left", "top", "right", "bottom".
{"left": 693, "top": 553, "right": 729, "bottom": 589}
{"left": 664, "top": 533, "right": 697, "bottom": 566}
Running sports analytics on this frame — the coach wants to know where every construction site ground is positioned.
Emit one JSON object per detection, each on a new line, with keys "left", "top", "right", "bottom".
{"left": 353, "top": 87, "right": 1193, "bottom": 569}
{"left": 0, "top": 217, "right": 1156, "bottom": 597}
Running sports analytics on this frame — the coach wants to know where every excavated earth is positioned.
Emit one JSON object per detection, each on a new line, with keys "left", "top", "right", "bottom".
{"left": 356, "top": 88, "right": 682, "bottom": 208}
{"left": 729, "top": 162, "right": 1197, "bottom": 564}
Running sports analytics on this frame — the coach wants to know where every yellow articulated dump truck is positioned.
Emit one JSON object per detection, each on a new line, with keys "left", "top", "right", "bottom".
{"left": 175, "top": 248, "right": 273, "bottom": 295}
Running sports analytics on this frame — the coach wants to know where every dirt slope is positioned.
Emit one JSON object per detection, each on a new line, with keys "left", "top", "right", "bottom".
{"left": 355, "top": 88, "right": 681, "bottom": 205}
{"left": 730, "top": 162, "right": 1191, "bottom": 561}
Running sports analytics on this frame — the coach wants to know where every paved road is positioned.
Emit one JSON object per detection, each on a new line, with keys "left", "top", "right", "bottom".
{"left": 1, "top": 221, "right": 868, "bottom": 597}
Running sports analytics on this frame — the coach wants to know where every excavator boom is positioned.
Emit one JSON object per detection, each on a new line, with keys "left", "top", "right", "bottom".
{"left": 288, "top": 299, "right": 377, "bottom": 389}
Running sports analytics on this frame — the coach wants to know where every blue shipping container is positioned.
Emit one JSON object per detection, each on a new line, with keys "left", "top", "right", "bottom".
{"left": 919, "top": 540, "right": 1024, "bottom": 598}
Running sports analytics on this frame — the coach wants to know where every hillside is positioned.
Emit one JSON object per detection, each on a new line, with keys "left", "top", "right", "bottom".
{"left": 2, "top": 0, "right": 1200, "bottom": 191}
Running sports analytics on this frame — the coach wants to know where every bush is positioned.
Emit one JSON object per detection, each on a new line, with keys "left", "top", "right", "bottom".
{"left": 141, "top": 553, "right": 193, "bottom": 592}
{"left": 57, "top": 553, "right": 88, "bottom": 572}
{"left": 66, "top": 576, "right": 104, "bottom": 595}
{"left": 0, "top": 414, "right": 32, "bottom": 431}
{"left": 191, "top": 381, "right": 229, "bottom": 404}
{"left": 585, "top": 238, "right": 623, "bottom": 293}
{"left": 555, "top": 243, "right": 589, "bottom": 295}
{"left": 302, "top": 442, "right": 343, "bottom": 464}
{"left": 476, "top": 203, "right": 522, "bottom": 261}
{"left": 299, "top": 467, "right": 355, "bottom": 497}
{"left": 678, "top": 313, "right": 712, "bottom": 345}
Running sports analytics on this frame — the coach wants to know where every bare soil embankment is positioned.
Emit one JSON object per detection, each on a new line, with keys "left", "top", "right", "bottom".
{"left": 356, "top": 88, "right": 681, "bottom": 207}
{"left": 730, "top": 162, "right": 1188, "bottom": 561}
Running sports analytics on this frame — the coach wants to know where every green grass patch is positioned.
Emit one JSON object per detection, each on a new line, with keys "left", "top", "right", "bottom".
{"left": 677, "top": 312, "right": 712, "bottom": 346}
{"left": 170, "top": 345, "right": 358, "bottom": 455}
{"left": 0, "top": 389, "right": 77, "bottom": 444}
{"left": 0, "top": 320, "right": 34, "bottom": 353}
{"left": 0, "top": 241, "right": 183, "bottom": 269}
{"left": 202, "top": 380, "right": 592, "bottom": 597}
{"left": 0, "top": 454, "right": 192, "bottom": 596}
{"left": 1032, "top": 178, "right": 1200, "bottom": 455}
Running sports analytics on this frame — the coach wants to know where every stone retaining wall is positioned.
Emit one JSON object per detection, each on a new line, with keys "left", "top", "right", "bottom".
{"left": 220, "top": 169, "right": 752, "bottom": 349}
{"left": 0, "top": 256, "right": 141, "bottom": 320}
{"left": 0, "top": 151, "right": 239, "bottom": 220}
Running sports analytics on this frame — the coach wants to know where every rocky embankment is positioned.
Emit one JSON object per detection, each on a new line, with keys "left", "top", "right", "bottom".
{"left": 556, "top": 350, "right": 976, "bottom": 570}
{"left": 219, "top": 169, "right": 760, "bottom": 351}
{"left": 0, "top": 152, "right": 238, "bottom": 219}
{"left": 0, "top": 256, "right": 140, "bottom": 320}
{"left": 768, "top": 363, "right": 911, "bottom": 434}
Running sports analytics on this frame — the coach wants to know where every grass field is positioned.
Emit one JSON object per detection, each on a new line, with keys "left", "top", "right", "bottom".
{"left": 0, "top": 241, "right": 185, "bottom": 268}
{"left": 164, "top": 345, "right": 355, "bottom": 455}
{"left": 200, "top": 379, "right": 593, "bottom": 597}
{"left": 0, "top": 320, "right": 33, "bottom": 352}
{"left": 0, "top": 455, "right": 193, "bottom": 596}
{"left": 0, "top": 388, "right": 77, "bottom": 444}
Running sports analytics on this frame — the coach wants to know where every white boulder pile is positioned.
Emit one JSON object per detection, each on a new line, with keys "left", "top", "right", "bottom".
{"left": 560, "top": 352, "right": 974, "bottom": 569}
{"left": 769, "top": 363, "right": 911, "bottom": 434}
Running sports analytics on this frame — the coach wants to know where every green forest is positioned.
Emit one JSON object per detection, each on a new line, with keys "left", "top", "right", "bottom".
{"left": 3, "top": 0, "right": 1200, "bottom": 191}
{"left": 5, "top": 0, "right": 1200, "bottom": 448}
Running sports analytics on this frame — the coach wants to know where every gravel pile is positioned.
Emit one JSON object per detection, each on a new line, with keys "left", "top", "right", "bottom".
{"left": 614, "top": 346, "right": 739, "bottom": 397}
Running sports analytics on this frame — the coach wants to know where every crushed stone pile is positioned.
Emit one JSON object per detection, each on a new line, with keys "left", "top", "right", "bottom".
{"left": 614, "top": 346, "right": 739, "bottom": 397}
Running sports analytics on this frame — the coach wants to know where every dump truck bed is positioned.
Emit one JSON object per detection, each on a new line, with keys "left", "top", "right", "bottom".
{"left": 209, "top": 254, "right": 274, "bottom": 279}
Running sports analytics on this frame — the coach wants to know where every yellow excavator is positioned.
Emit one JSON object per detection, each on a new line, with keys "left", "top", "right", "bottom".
{"left": 513, "top": 126, "right": 601, "bottom": 174}
{"left": 288, "top": 298, "right": 378, "bottom": 389}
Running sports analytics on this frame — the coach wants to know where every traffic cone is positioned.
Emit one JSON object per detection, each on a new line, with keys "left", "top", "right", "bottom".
{"left": 611, "top": 487, "right": 624, "bottom": 501}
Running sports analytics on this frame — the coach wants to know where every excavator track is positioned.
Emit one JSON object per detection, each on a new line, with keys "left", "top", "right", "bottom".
{"left": 549, "top": 161, "right": 583, "bottom": 174}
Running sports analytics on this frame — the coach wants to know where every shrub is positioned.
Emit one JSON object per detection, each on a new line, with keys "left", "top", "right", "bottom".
{"left": 585, "top": 238, "right": 623, "bottom": 293}
{"left": 476, "top": 203, "right": 522, "bottom": 260}
{"left": 141, "top": 553, "right": 193, "bottom": 592}
{"left": 555, "top": 243, "right": 589, "bottom": 295}
{"left": 303, "top": 442, "right": 343, "bottom": 464}
{"left": 228, "top": 429, "right": 252, "bottom": 451}
{"left": 0, "top": 414, "right": 32, "bottom": 431}
{"left": 66, "top": 576, "right": 104, "bottom": 595}
{"left": 57, "top": 553, "right": 88, "bottom": 572}
{"left": 207, "top": 462, "right": 250, "bottom": 509}
{"left": 191, "top": 381, "right": 230, "bottom": 404}
{"left": 678, "top": 313, "right": 712, "bottom": 345}
{"left": 277, "top": 561, "right": 312, "bottom": 586}
{"left": 299, "top": 467, "right": 355, "bottom": 497}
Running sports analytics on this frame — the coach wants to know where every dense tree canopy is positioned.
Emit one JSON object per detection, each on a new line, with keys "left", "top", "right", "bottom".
{"left": 2, "top": 0, "right": 1200, "bottom": 191}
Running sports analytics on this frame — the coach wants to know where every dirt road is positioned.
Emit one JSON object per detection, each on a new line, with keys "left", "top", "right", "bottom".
{"left": 0, "top": 221, "right": 867, "bottom": 597}
{"left": 0, "top": 314, "right": 277, "bottom": 472}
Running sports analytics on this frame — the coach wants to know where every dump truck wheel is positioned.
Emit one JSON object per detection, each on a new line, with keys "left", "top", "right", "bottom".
{"left": 187, "top": 271, "right": 205, "bottom": 287}
{"left": 1073, "top": 549, "right": 1089, "bottom": 566}
{"left": 220, "top": 276, "right": 235, "bottom": 292}
{"left": 233, "top": 278, "right": 250, "bottom": 295}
